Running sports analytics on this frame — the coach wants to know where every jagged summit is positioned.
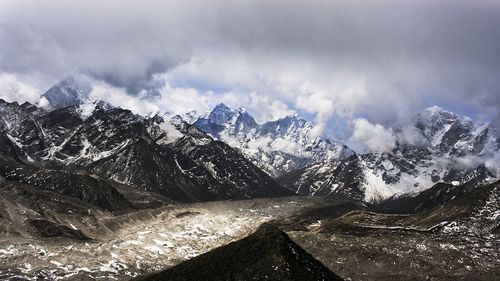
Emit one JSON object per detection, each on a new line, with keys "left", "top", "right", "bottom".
{"left": 133, "top": 223, "right": 343, "bottom": 281}
{"left": 419, "top": 105, "right": 472, "bottom": 123}
{"left": 213, "top": 102, "right": 231, "bottom": 110}
{"left": 423, "top": 105, "right": 451, "bottom": 115}
{"left": 415, "top": 105, "right": 472, "bottom": 131}
{"left": 41, "top": 77, "right": 89, "bottom": 110}
{"left": 416, "top": 105, "right": 466, "bottom": 124}
{"left": 207, "top": 103, "right": 235, "bottom": 125}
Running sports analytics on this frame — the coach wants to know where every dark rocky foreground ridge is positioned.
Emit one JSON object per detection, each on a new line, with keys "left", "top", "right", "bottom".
{"left": 133, "top": 223, "right": 343, "bottom": 281}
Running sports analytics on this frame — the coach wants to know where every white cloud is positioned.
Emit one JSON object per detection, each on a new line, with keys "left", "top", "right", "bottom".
{"left": 295, "top": 90, "right": 334, "bottom": 138}
{"left": 270, "top": 138, "right": 302, "bottom": 155}
{"left": 351, "top": 118, "right": 396, "bottom": 153}
{"left": 89, "top": 81, "right": 159, "bottom": 115}
{"left": 219, "top": 134, "right": 241, "bottom": 148}
{"left": 249, "top": 92, "right": 294, "bottom": 122}
{"left": 154, "top": 82, "right": 211, "bottom": 115}
{"left": 157, "top": 121, "right": 184, "bottom": 144}
{"left": 485, "top": 150, "right": 500, "bottom": 178}
{"left": 0, "top": 73, "right": 41, "bottom": 104}
{"left": 396, "top": 125, "right": 427, "bottom": 146}
{"left": 87, "top": 75, "right": 213, "bottom": 116}
{"left": 247, "top": 137, "right": 272, "bottom": 151}
{"left": 247, "top": 136, "right": 304, "bottom": 156}
{"left": 452, "top": 155, "right": 483, "bottom": 170}
{"left": 38, "top": 96, "right": 50, "bottom": 109}
{"left": 293, "top": 78, "right": 370, "bottom": 138}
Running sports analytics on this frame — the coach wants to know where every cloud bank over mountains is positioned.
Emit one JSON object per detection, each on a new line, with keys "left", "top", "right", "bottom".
{"left": 1, "top": 0, "right": 500, "bottom": 150}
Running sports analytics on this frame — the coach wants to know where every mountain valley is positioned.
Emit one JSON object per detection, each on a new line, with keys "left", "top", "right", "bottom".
{"left": 0, "top": 79, "right": 498, "bottom": 281}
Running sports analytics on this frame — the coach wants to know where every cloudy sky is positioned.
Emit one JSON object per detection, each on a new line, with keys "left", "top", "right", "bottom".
{"left": 1, "top": 0, "right": 500, "bottom": 147}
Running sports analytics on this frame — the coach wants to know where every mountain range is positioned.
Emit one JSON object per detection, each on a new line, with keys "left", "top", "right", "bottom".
{"left": 2, "top": 77, "right": 499, "bottom": 205}
{"left": 0, "top": 80, "right": 291, "bottom": 205}
{"left": 173, "top": 94, "right": 499, "bottom": 203}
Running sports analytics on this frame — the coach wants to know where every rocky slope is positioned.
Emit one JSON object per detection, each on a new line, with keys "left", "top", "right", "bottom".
{"left": 275, "top": 180, "right": 500, "bottom": 281}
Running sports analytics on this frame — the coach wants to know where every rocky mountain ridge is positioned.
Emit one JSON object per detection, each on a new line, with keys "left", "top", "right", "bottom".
{"left": 0, "top": 97, "right": 291, "bottom": 203}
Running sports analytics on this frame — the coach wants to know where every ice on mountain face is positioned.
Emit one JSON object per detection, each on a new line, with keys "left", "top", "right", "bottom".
{"left": 363, "top": 169, "right": 398, "bottom": 202}
{"left": 157, "top": 122, "right": 184, "bottom": 144}
{"left": 180, "top": 110, "right": 201, "bottom": 124}
{"left": 77, "top": 100, "right": 99, "bottom": 120}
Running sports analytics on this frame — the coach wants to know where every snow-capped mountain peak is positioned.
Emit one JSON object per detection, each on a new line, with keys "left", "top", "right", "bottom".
{"left": 207, "top": 103, "right": 235, "bottom": 125}
{"left": 193, "top": 104, "right": 353, "bottom": 177}
{"left": 77, "top": 99, "right": 113, "bottom": 120}
{"left": 180, "top": 110, "right": 201, "bottom": 124}
{"left": 414, "top": 106, "right": 473, "bottom": 137}
{"left": 41, "top": 78, "right": 89, "bottom": 110}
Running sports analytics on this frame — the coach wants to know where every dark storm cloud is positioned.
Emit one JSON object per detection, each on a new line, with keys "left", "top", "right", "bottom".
{"left": 1, "top": 0, "right": 500, "bottom": 124}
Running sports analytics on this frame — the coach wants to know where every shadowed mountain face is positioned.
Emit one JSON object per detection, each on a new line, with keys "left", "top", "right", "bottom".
{"left": 0, "top": 97, "right": 292, "bottom": 242}
{"left": 0, "top": 79, "right": 498, "bottom": 280}
{"left": 133, "top": 223, "right": 343, "bottom": 281}
{"left": 3, "top": 166, "right": 132, "bottom": 212}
